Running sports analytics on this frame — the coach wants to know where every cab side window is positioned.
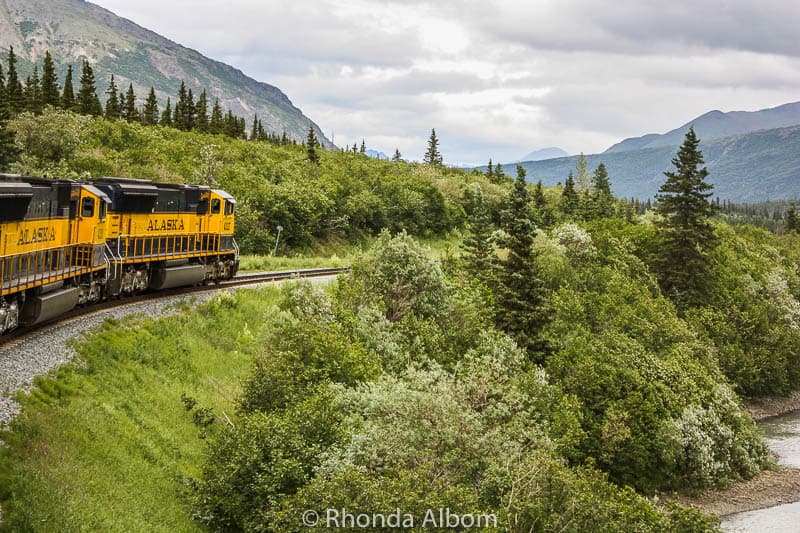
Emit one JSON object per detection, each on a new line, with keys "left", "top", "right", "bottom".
{"left": 82, "top": 197, "right": 95, "bottom": 218}
{"left": 224, "top": 200, "right": 234, "bottom": 215}
{"left": 211, "top": 199, "right": 221, "bottom": 214}
{"left": 99, "top": 201, "right": 107, "bottom": 220}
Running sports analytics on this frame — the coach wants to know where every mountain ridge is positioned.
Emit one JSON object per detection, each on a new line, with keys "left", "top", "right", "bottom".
{"left": 493, "top": 124, "right": 800, "bottom": 202}
{"left": 605, "top": 101, "right": 800, "bottom": 154}
{"left": 0, "top": 0, "right": 333, "bottom": 147}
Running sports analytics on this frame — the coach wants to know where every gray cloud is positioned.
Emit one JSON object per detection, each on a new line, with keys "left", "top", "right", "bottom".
{"left": 92, "top": 0, "right": 800, "bottom": 164}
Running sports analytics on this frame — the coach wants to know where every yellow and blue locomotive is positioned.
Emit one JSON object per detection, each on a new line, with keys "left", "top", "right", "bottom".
{"left": 0, "top": 174, "right": 239, "bottom": 335}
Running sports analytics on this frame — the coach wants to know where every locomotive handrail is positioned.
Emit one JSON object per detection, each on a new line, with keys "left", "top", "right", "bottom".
{"left": 111, "top": 231, "right": 232, "bottom": 263}
{"left": 1, "top": 242, "right": 99, "bottom": 297}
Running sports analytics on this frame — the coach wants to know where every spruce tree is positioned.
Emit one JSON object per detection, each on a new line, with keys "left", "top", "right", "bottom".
{"left": 0, "top": 69, "right": 19, "bottom": 170}
{"left": 40, "top": 52, "right": 60, "bottom": 108}
{"left": 460, "top": 187, "right": 496, "bottom": 285}
{"left": 591, "top": 162, "right": 615, "bottom": 218}
{"left": 360, "top": 139, "right": 366, "bottom": 153}
{"left": 392, "top": 148, "right": 402, "bottom": 162}
{"left": 494, "top": 162, "right": 505, "bottom": 181}
{"left": 186, "top": 88, "right": 196, "bottom": 130}
{"left": 195, "top": 89, "right": 209, "bottom": 132}
{"left": 160, "top": 97, "right": 173, "bottom": 126}
{"left": 423, "top": 128, "right": 442, "bottom": 166}
{"left": 280, "top": 130, "right": 288, "bottom": 145}
{"left": 123, "top": 83, "right": 138, "bottom": 122}
{"left": 786, "top": 203, "right": 799, "bottom": 233}
{"left": 655, "top": 127, "right": 717, "bottom": 309}
{"left": 495, "top": 165, "right": 550, "bottom": 359}
{"left": 77, "top": 60, "right": 102, "bottom": 116}
{"left": 104, "top": 75, "right": 120, "bottom": 119}
{"left": 4, "top": 46, "right": 24, "bottom": 113}
{"left": 61, "top": 65, "right": 75, "bottom": 110}
{"left": 209, "top": 98, "right": 223, "bottom": 134}
{"left": 486, "top": 158, "right": 494, "bottom": 182}
{"left": 174, "top": 81, "right": 188, "bottom": 130}
{"left": 561, "top": 171, "right": 579, "bottom": 217}
{"left": 533, "top": 179, "right": 554, "bottom": 227}
{"left": 24, "top": 66, "right": 43, "bottom": 113}
{"left": 141, "top": 87, "right": 158, "bottom": 125}
{"left": 307, "top": 126, "right": 320, "bottom": 164}
{"left": 250, "top": 115, "right": 259, "bottom": 140}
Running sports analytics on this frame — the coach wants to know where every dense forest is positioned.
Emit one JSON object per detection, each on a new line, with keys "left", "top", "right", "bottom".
{"left": 5, "top": 48, "right": 800, "bottom": 531}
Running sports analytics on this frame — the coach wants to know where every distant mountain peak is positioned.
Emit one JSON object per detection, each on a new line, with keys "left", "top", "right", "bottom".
{"left": 365, "top": 149, "right": 389, "bottom": 160}
{"left": 515, "top": 147, "right": 569, "bottom": 162}
{"left": 605, "top": 102, "right": 800, "bottom": 154}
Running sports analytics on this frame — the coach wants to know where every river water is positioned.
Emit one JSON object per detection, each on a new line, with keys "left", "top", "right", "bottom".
{"left": 722, "top": 411, "right": 800, "bottom": 532}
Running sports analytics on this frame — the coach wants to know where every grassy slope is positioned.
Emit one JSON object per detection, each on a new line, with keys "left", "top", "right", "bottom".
{"left": 0, "top": 289, "right": 284, "bottom": 532}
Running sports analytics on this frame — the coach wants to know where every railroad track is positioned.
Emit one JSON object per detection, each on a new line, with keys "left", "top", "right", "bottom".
{"left": 0, "top": 267, "right": 349, "bottom": 350}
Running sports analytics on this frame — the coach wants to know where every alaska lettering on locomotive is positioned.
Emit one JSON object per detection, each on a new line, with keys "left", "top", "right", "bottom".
{"left": 16, "top": 227, "right": 57, "bottom": 246}
{"left": 146, "top": 219, "right": 185, "bottom": 232}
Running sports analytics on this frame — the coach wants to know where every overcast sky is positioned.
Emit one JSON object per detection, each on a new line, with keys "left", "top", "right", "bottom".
{"left": 92, "top": 0, "right": 800, "bottom": 165}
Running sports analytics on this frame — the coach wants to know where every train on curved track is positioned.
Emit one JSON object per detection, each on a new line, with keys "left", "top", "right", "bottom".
{"left": 0, "top": 174, "right": 239, "bottom": 335}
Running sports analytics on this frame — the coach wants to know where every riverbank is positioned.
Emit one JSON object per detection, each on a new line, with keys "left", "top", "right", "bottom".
{"left": 673, "top": 467, "right": 800, "bottom": 517}
{"left": 671, "top": 395, "right": 800, "bottom": 519}
{"left": 746, "top": 391, "right": 800, "bottom": 421}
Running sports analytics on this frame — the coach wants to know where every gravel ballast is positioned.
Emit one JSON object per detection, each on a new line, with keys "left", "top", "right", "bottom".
{"left": 0, "top": 277, "right": 338, "bottom": 429}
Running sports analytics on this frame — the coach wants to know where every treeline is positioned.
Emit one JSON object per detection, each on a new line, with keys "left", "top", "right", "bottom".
{"left": 0, "top": 46, "right": 297, "bottom": 145}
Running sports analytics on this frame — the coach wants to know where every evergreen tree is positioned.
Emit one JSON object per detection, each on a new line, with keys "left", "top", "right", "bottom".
{"left": 250, "top": 115, "right": 259, "bottom": 140}
{"left": 392, "top": 148, "right": 402, "bottom": 162}
{"left": 0, "top": 66, "right": 18, "bottom": 170}
{"left": 23, "top": 66, "right": 42, "bottom": 113}
{"left": 533, "top": 179, "right": 554, "bottom": 228}
{"left": 786, "top": 203, "right": 799, "bottom": 233}
{"left": 360, "top": 139, "right": 366, "bottom": 153}
{"left": 352, "top": 142, "right": 358, "bottom": 153}
{"left": 561, "top": 171, "right": 579, "bottom": 216}
{"left": 195, "top": 89, "right": 209, "bottom": 132}
{"left": 61, "top": 65, "right": 75, "bottom": 110}
{"left": 40, "top": 51, "right": 60, "bottom": 108}
{"left": 460, "top": 187, "right": 496, "bottom": 284}
{"left": 209, "top": 98, "right": 223, "bottom": 134}
{"left": 486, "top": 158, "right": 494, "bottom": 182}
{"left": 160, "top": 97, "right": 173, "bottom": 127}
{"left": 142, "top": 87, "right": 159, "bottom": 125}
{"left": 77, "top": 60, "right": 102, "bottom": 116}
{"left": 495, "top": 165, "right": 550, "bottom": 359}
{"left": 423, "top": 128, "right": 442, "bottom": 166}
{"left": 186, "top": 88, "right": 196, "bottom": 130}
{"left": 104, "top": 75, "right": 120, "bottom": 119}
{"left": 223, "top": 110, "right": 238, "bottom": 137}
{"left": 123, "top": 83, "right": 138, "bottom": 122}
{"left": 494, "top": 162, "right": 505, "bottom": 181}
{"left": 174, "top": 81, "right": 188, "bottom": 130}
{"left": 307, "top": 126, "right": 320, "bottom": 164}
{"left": 280, "top": 130, "right": 288, "bottom": 145}
{"left": 591, "top": 162, "right": 615, "bottom": 218}
{"left": 4, "top": 46, "right": 24, "bottom": 113}
{"left": 655, "top": 127, "right": 717, "bottom": 309}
